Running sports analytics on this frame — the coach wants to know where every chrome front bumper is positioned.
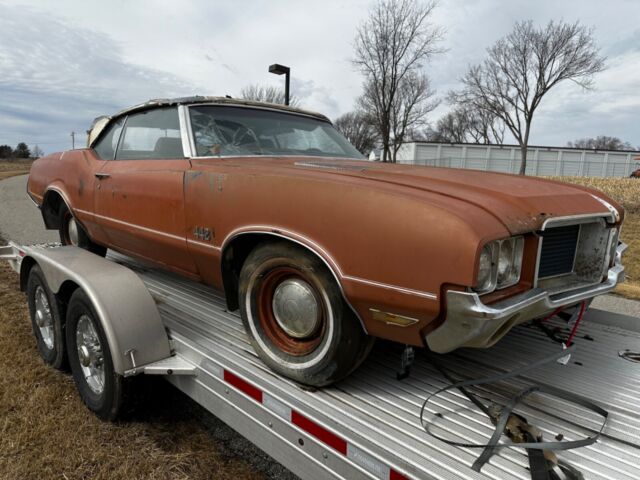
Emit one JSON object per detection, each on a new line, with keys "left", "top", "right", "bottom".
{"left": 426, "top": 242, "right": 627, "bottom": 353}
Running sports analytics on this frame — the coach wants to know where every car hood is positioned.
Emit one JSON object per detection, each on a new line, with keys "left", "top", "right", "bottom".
{"left": 284, "top": 158, "right": 622, "bottom": 234}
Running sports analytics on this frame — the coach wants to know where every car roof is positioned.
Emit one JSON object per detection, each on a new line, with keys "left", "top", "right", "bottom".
{"left": 87, "top": 96, "right": 330, "bottom": 147}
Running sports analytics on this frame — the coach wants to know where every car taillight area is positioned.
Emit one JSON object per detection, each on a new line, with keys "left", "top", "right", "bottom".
{"left": 536, "top": 220, "right": 616, "bottom": 295}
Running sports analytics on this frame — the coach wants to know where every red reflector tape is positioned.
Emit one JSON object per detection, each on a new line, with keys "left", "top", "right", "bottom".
{"left": 390, "top": 469, "right": 409, "bottom": 480}
{"left": 292, "top": 410, "right": 347, "bottom": 455}
{"left": 18, "top": 250, "right": 25, "bottom": 257}
{"left": 223, "top": 370, "right": 263, "bottom": 403}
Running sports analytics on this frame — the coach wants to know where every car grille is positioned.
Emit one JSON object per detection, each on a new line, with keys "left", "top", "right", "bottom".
{"left": 536, "top": 219, "right": 612, "bottom": 294}
{"left": 538, "top": 225, "right": 580, "bottom": 278}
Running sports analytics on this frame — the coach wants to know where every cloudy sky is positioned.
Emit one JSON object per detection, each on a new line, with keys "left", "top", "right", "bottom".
{"left": 1, "top": 0, "right": 639, "bottom": 154}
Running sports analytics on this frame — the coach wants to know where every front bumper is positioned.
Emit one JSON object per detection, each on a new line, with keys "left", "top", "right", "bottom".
{"left": 426, "top": 242, "right": 627, "bottom": 353}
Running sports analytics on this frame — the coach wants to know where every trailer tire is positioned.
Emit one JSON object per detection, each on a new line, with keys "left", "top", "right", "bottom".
{"left": 59, "top": 204, "right": 107, "bottom": 257}
{"left": 26, "top": 264, "right": 67, "bottom": 370}
{"left": 66, "top": 289, "right": 125, "bottom": 421}
{"left": 239, "top": 241, "right": 371, "bottom": 387}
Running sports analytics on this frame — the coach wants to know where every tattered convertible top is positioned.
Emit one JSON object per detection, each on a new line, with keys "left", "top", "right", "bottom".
{"left": 87, "top": 96, "right": 330, "bottom": 147}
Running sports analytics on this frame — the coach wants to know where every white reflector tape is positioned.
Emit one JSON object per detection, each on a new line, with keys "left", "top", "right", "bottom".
{"left": 347, "top": 444, "right": 390, "bottom": 479}
{"left": 202, "top": 358, "right": 223, "bottom": 379}
{"left": 263, "top": 393, "right": 292, "bottom": 421}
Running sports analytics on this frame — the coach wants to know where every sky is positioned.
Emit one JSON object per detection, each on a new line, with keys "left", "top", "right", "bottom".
{"left": 1, "top": 0, "right": 639, "bottom": 154}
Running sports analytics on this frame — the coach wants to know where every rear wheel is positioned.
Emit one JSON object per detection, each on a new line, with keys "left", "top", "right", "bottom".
{"left": 239, "top": 241, "right": 373, "bottom": 387}
{"left": 26, "top": 265, "right": 67, "bottom": 370}
{"left": 66, "top": 289, "right": 125, "bottom": 421}
{"left": 58, "top": 204, "right": 107, "bottom": 257}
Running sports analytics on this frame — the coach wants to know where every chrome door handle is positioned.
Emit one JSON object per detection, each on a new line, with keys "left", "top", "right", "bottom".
{"left": 95, "top": 173, "right": 110, "bottom": 179}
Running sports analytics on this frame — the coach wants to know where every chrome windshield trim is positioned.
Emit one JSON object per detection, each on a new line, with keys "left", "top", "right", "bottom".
{"left": 178, "top": 105, "right": 194, "bottom": 158}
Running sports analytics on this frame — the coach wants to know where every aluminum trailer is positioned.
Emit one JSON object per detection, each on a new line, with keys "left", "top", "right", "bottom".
{"left": 2, "top": 243, "right": 639, "bottom": 480}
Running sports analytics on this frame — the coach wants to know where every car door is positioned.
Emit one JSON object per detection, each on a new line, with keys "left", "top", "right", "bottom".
{"left": 94, "top": 107, "right": 198, "bottom": 276}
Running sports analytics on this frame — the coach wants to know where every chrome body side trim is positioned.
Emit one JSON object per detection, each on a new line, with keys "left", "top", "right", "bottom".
{"left": 221, "top": 226, "right": 438, "bottom": 300}
{"left": 427, "top": 242, "right": 627, "bottom": 353}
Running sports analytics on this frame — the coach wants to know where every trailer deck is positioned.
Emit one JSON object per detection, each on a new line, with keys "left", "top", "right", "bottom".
{"left": 110, "top": 251, "right": 640, "bottom": 480}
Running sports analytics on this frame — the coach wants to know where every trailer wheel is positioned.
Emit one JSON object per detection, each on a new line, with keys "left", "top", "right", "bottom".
{"left": 239, "top": 241, "right": 372, "bottom": 387}
{"left": 59, "top": 204, "right": 107, "bottom": 257}
{"left": 66, "top": 289, "right": 124, "bottom": 420}
{"left": 26, "top": 264, "right": 67, "bottom": 370}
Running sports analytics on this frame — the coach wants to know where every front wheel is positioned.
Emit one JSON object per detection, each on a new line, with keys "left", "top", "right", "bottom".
{"left": 58, "top": 204, "right": 107, "bottom": 257}
{"left": 66, "top": 289, "right": 125, "bottom": 420}
{"left": 239, "top": 241, "right": 373, "bottom": 387}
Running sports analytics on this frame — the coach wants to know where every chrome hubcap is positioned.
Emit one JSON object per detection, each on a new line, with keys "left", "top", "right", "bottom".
{"left": 68, "top": 217, "right": 79, "bottom": 246}
{"left": 272, "top": 278, "right": 321, "bottom": 338}
{"left": 34, "top": 286, "right": 54, "bottom": 350}
{"left": 76, "top": 315, "right": 105, "bottom": 395}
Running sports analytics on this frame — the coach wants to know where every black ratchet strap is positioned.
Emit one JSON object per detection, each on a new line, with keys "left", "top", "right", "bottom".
{"left": 420, "top": 344, "right": 608, "bottom": 474}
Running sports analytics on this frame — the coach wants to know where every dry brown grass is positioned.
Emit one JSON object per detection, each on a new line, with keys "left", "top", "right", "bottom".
{"left": 0, "top": 262, "right": 263, "bottom": 480}
{"left": 0, "top": 159, "right": 32, "bottom": 180}
{"left": 548, "top": 176, "right": 640, "bottom": 300}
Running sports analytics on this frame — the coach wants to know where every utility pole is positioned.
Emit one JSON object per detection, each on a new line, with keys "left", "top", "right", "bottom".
{"left": 71, "top": 131, "right": 75, "bottom": 150}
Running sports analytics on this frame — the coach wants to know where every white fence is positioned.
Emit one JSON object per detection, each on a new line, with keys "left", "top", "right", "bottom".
{"left": 396, "top": 142, "right": 640, "bottom": 177}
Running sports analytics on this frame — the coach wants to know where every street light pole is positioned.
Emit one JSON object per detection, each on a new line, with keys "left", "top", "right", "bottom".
{"left": 268, "top": 63, "right": 291, "bottom": 106}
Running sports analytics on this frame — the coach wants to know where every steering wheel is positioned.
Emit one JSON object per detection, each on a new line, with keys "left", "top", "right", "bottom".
{"left": 232, "top": 125, "right": 262, "bottom": 153}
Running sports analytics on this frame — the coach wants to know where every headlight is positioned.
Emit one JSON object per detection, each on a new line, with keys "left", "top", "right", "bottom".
{"left": 496, "top": 237, "right": 524, "bottom": 288}
{"left": 474, "top": 236, "right": 524, "bottom": 294}
{"left": 476, "top": 244, "right": 497, "bottom": 293}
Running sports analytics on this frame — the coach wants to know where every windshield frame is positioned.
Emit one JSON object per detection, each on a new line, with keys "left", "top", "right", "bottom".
{"left": 182, "top": 103, "right": 364, "bottom": 160}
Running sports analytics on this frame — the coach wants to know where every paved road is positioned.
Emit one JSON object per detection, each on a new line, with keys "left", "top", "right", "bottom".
{"left": 1, "top": 173, "right": 637, "bottom": 319}
{"left": 0, "top": 174, "right": 58, "bottom": 244}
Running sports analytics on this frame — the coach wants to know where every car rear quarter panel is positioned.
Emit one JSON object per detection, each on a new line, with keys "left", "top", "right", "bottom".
{"left": 186, "top": 160, "right": 509, "bottom": 345}
{"left": 28, "top": 149, "right": 105, "bottom": 242}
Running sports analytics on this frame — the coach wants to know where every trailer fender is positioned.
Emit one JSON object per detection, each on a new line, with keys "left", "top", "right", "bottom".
{"left": 20, "top": 246, "right": 171, "bottom": 375}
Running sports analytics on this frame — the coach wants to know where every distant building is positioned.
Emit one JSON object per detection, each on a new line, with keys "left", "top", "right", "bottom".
{"left": 396, "top": 141, "right": 640, "bottom": 177}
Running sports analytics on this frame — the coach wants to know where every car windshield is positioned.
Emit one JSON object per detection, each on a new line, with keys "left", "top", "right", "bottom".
{"left": 189, "top": 105, "right": 364, "bottom": 159}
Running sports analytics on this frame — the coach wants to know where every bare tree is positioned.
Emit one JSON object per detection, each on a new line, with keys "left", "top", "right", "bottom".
{"left": 390, "top": 72, "right": 438, "bottom": 158}
{"left": 240, "top": 84, "right": 300, "bottom": 107}
{"left": 353, "top": 0, "right": 443, "bottom": 162}
{"left": 31, "top": 145, "right": 44, "bottom": 158}
{"left": 568, "top": 135, "right": 635, "bottom": 151}
{"left": 452, "top": 20, "right": 605, "bottom": 174}
{"left": 428, "top": 104, "right": 504, "bottom": 144}
{"left": 334, "top": 111, "right": 379, "bottom": 155}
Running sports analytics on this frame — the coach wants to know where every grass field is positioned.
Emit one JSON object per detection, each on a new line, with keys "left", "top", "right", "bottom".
{"left": 0, "top": 159, "right": 32, "bottom": 180}
{"left": 0, "top": 259, "right": 281, "bottom": 479}
{"left": 549, "top": 176, "right": 640, "bottom": 300}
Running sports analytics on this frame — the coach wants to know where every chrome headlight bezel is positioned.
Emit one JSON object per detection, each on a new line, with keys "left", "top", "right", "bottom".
{"left": 474, "top": 236, "right": 524, "bottom": 294}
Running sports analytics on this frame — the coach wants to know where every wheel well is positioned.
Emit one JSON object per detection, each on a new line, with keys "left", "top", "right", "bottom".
{"left": 41, "top": 190, "right": 66, "bottom": 229}
{"left": 221, "top": 233, "right": 342, "bottom": 312}
{"left": 221, "top": 234, "right": 274, "bottom": 311}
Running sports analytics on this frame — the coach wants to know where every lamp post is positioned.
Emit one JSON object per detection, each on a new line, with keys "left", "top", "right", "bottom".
{"left": 268, "top": 63, "right": 290, "bottom": 106}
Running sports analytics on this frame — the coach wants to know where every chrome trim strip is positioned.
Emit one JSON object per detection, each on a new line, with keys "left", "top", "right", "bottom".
{"left": 187, "top": 239, "right": 221, "bottom": 251}
{"left": 590, "top": 194, "right": 620, "bottom": 222}
{"left": 178, "top": 105, "right": 193, "bottom": 158}
{"left": 427, "top": 242, "right": 627, "bottom": 353}
{"left": 541, "top": 212, "right": 613, "bottom": 230}
{"left": 221, "top": 225, "right": 438, "bottom": 301}
{"left": 76, "top": 209, "right": 185, "bottom": 243}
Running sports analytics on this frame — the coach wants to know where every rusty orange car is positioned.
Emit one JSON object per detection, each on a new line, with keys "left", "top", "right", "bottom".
{"left": 27, "top": 97, "right": 627, "bottom": 386}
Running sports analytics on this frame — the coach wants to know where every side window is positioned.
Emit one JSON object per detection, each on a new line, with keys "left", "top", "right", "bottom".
{"left": 93, "top": 118, "right": 125, "bottom": 160}
{"left": 115, "top": 107, "right": 183, "bottom": 160}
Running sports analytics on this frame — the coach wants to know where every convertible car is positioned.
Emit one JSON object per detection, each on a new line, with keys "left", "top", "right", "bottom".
{"left": 28, "top": 96, "right": 626, "bottom": 386}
